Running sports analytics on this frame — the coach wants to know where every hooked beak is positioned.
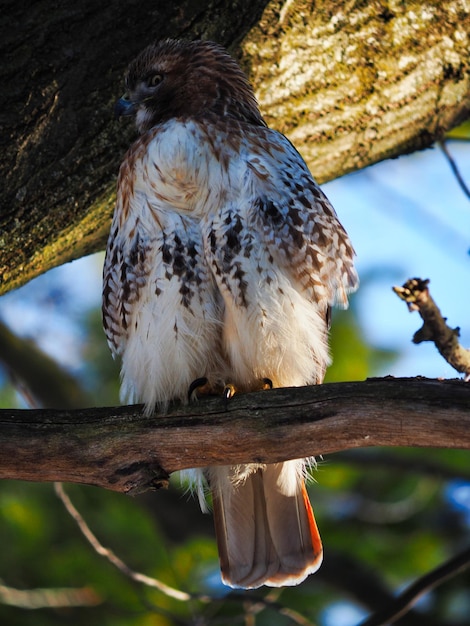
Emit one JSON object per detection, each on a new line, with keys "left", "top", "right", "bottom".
{"left": 114, "top": 94, "right": 137, "bottom": 118}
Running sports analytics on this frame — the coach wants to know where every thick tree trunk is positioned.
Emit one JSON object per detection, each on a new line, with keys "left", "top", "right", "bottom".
{"left": 1, "top": 0, "right": 469, "bottom": 295}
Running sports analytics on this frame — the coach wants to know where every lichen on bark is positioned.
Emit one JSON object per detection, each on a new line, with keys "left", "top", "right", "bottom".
{"left": 240, "top": 0, "right": 470, "bottom": 180}
{"left": 1, "top": 0, "right": 469, "bottom": 295}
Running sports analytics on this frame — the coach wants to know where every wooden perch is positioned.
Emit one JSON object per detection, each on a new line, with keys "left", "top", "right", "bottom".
{"left": 1, "top": 378, "right": 469, "bottom": 495}
{"left": 393, "top": 278, "right": 470, "bottom": 377}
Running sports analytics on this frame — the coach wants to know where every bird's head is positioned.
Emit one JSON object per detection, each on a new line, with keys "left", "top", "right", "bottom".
{"left": 115, "top": 39, "right": 265, "bottom": 134}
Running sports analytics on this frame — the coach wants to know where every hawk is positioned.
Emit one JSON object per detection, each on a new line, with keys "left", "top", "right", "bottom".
{"left": 103, "top": 38, "right": 358, "bottom": 589}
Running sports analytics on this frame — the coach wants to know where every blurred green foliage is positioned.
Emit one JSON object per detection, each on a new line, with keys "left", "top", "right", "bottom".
{"left": 0, "top": 271, "right": 469, "bottom": 626}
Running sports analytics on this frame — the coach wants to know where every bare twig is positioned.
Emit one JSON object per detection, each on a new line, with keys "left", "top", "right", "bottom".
{"left": 393, "top": 278, "right": 470, "bottom": 377}
{"left": 54, "top": 483, "right": 195, "bottom": 602}
{"left": 227, "top": 591, "right": 316, "bottom": 626}
{"left": 55, "top": 484, "right": 314, "bottom": 624}
{"left": 359, "top": 544, "right": 470, "bottom": 626}
{"left": 0, "top": 581, "right": 100, "bottom": 609}
{"left": 220, "top": 589, "right": 314, "bottom": 626}
{"left": 439, "top": 140, "right": 470, "bottom": 200}
{"left": 317, "top": 550, "right": 447, "bottom": 626}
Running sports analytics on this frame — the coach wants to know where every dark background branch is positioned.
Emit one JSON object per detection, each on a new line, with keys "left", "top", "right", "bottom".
{"left": 332, "top": 449, "right": 470, "bottom": 482}
{"left": 359, "top": 545, "right": 470, "bottom": 626}
{"left": 319, "top": 549, "right": 460, "bottom": 626}
{"left": 0, "top": 320, "right": 90, "bottom": 409}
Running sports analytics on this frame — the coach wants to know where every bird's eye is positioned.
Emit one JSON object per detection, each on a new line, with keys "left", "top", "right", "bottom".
{"left": 148, "top": 73, "right": 163, "bottom": 87}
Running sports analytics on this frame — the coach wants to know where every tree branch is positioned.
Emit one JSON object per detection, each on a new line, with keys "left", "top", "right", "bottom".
{"left": 393, "top": 278, "right": 470, "bottom": 377}
{"left": 359, "top": 544, "right": 470, "bottom": 626}
{"left": 0, "top": 583, "right": 100, "bottom": 610}
{"left": 54, "top": 483, "right": 195, "bottom": 603}
{"left": 318, "top": 549, "right": 454, "bottom": 626}
{"left": 439, "top": 139, "right": 470, "bottom": 200}
{"left": 333, "top": 449, "right": 470, "bottom": 482}
{"left": 2, "top": 0, "right": 470, "bottom": 295}
{"left": 0, "top": 378, "right": 469, "bottom": 494}
{"left": 0, "top": 320, "right": 90, "bottom": 409}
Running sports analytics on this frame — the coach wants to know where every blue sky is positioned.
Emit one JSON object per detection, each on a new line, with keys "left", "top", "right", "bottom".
{"left": 325, "top": 139, "right": 470, "bottom": 379}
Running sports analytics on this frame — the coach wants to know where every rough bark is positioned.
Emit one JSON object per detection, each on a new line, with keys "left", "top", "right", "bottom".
{"left": 394, "top": 277, "right": 470, "bottom": 377}
{"left": 242, "top": 1, "right": 470, "bottom": 176}
{"left": 0, "top": 378, "right": 468, "bottom": 495}
{"left": 0, "top": 0, "right": 269, "bottom": 295}
{"left": 1, "top": 0, "right": 469, "bottom": 295}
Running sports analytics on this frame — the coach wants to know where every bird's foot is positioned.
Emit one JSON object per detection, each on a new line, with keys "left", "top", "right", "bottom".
{"left": 188, "top": 377, "right": 210, "bottom": 401}
{"left": 189, "top": 377, "right": 273, "bottom": 406}
{"left": 223, "top": 383, "right": 237, "bottom": 410}
{"left": 222, "top": 378, "right": 272, "bottom": 409}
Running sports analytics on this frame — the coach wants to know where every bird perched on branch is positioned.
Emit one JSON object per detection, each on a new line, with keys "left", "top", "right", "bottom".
{"left": 103, "top": 38, "right": 358, "bottom": 589}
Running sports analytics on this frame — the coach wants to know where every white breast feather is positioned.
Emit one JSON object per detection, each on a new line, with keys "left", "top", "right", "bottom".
{"left": 105, "top": 117, "right": 356, "bottom": 422}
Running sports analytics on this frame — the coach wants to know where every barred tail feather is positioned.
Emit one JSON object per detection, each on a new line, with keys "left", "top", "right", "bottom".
{"left": 210, "top": 461, "right": 322, "bottom": 589}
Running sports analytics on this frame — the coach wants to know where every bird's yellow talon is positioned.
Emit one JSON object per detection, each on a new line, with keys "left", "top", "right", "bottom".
{"left": 223, "top": 383, "right": 237, "bottom": 401}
